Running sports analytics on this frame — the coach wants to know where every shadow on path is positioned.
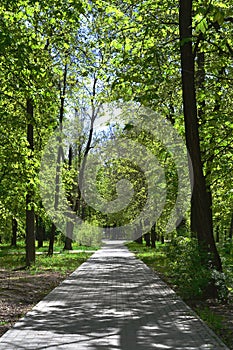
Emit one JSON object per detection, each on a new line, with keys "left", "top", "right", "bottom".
{"left": 0, "top": 241, "right": 229, "bottom": 349}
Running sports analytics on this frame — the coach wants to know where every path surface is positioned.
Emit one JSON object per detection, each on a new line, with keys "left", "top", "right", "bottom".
{"left": 0, "top": 241, "right": 229, "bottom": 350}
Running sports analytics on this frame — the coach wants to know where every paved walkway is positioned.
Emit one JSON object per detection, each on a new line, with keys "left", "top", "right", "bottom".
{"left": 0, "top": 241, "right": 229, "bottom": 350}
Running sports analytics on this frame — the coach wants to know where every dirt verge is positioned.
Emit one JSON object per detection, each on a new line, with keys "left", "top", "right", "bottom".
{"left": 0, "top": 269, "right": 232, "bottom": 349}
{"left": 0, "top": 269, "right": 69, "bottom": 337}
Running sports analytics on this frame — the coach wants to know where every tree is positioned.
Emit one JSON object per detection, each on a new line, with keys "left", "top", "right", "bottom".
{"left": 0, "top": 0, "right": 232, "bottom": 271}
{"left": 64, "top": 145, "right": 74, "bottom": 250}
{"left": 26, "top": 99, "right": 36, "bottom": 266}
{"left": 179, "top": 0, "right": 222, "bottom": 272}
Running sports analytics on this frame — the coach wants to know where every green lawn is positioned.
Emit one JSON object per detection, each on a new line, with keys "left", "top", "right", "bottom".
{"left": 0, "top": 240, "right": 100, "bottom": 274}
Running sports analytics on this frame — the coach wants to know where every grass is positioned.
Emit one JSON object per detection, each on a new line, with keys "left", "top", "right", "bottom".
{"left": 0, "top": 240, "right": 100, "bottom": 274}
{"left": 127, "top": 240, "right": 233, "bottom": 300}
{"left": 126, "top": 239, "right": 233, "bottom": 349}
{"left": 0, "top": 240, "right": 99, "bottom": 254}
{"left": 194, "top": 306, "right": 233, "bottom": 347}
{"left": 126, "top": 241, "right": 170, "bottom": 279}
{"left": 195, "top": 307, "right": 224, "bottom": 333}
{"left": 30, "top": 252, "right": 92, "bottom": 275}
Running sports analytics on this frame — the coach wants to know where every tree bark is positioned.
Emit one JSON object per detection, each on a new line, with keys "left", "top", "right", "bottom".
{"left": 64, "top": 235, "right": 73, "bottom": 250}
{"left": 134, "top": 236, "right": 143, "bottom": 244}
{"left": 26, "top": 99, "right": 35, "bottom": 266}
{"left": 216, "top": 224, "right": 220, "bottom": 243}
{"left": 48, "top": 223, "right": 56, "bottom": 256}
{"left": 144, "top": 232, "right": 150, "bottom": 247}
{"left": 11, "top": 218, "right": 17, "bottom": 247}
{"left": 179, "top": 0, "right": 222, "bottom": 271}
{"left": 133, "top": 222, "right": 143, "bottom": 243}
{"left": 48, "top": 64, "right": 67, "bottom": 255}
{"left": 64, "top": 145, "right": 73, "bottom": 250}
{"left": 75, "top": 76, "right": 99, "bottom": 217}
{"left": 36, "top": 215, "right": 44, "bottom": 248}
{"left": 151, "top": 223, "right": 156, "bottom": 248}
{"left": 161, "top": 235, "right": 165, "bottom": 244}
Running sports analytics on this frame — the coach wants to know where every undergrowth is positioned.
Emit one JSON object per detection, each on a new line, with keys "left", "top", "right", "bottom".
{"left": 126, "top": 237, "right": 232, "bottom": 302}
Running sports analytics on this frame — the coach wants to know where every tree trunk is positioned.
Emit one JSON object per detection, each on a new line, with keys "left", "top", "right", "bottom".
{"left": 26, "top": 99, "right": 35, "bottom": 266}
{"left": 179, "top": 0, "right": 222, "bottom": 272}
{"left": 36, "top": 215, "right": 44, "bottom": 248}
{"left": 48, "top": 64, "right": 67, "bottom": 255}
{"left": 216, "top": 224, "right": 220, "bottom": 243}
{"left": 11, "top": 218, "right": 17, "bottom": 247}
{"left": 151, "top": 224, "right": 156, "bottom": 248}
{"left": 64, "top": 145, "right": 73, "bottom": 250}
{"left": 161, "top": 235, "right": 165, "bottom": 244}
{"left": 64, "top": 235, "right": 73, "bottom": 250}
{"left": 144, "top": 232, "right": 150, "bottom": 247}
{"left": 196, "top": 42, "right": 217, "bottom": 249}
{"left": 133, "top": 222, "right": 143, "bottom": 243}
{"left": 48, "top": 223, "right": 56, "bottom": 256}
{"left": 75, "top": 77, "right": 99, "bottom": 217}
{"left": 134, "top": 236, "right": 143, "bottom": 244}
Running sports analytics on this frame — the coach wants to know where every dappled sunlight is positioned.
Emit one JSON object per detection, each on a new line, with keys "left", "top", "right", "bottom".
{"left": 0, "top": 241, "right": 229, "bottom": 349}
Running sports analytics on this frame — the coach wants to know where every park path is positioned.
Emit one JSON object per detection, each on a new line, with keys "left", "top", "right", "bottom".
{"left": 0, "top": 240, "right": 229, "bottom": 350}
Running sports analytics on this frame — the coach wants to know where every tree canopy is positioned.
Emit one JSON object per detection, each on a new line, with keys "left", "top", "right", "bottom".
{"left": 0, "top": 0, "right": 232, "bottom": 285}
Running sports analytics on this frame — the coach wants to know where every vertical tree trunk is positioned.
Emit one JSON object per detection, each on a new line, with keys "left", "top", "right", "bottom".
{"left": 11, "top": 218, "right": 17, "bottom": 247}
{"left": 151, "top": 223, "right": 156, "bottom": 248}
{"left": 64, "top": 145, "right": 73, "bottom": 251}
{"left": 161, "top": 235, "right": 165, "bottom": 244}
{"left": 48, "top": 223, "right": 56, "bottom": 255}
{"left": 179, "top": 0, "right": 222, "bottom": 272}
{"left": 64, "top": 226, "right": 73, "bottom": 250}
{"left": 134, "top": 236, "right": 143, "bottom": 244}
{"left": 36, "top": 215, "right": 44, "bottom": 248}
{"left": 134, "top": 223, "right": 143, "bottom": 244}
{"left": 216, "top": 224, "right": 220, "bottom": 243}
{"left": 48, "top": 64, "right": 67, "bottom": 255}
{"left": 26, "top": 99, "right": 35, "bottom": 266}
{"left": 196, "top": 40, "right": 216, "bottom": 247}
{"left": 144, "top": 232, "right": 150, "bottom": 247}
{"left": 75, "top": 77, "right": 99, "bottom": 218}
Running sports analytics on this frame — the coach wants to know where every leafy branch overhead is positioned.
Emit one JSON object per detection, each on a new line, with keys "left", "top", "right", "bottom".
{"left": 0, "top": 0, "right": 232, "bottom": 287}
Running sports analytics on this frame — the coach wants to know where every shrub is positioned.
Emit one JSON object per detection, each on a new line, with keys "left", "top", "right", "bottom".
{"left": 164, "top": 237, "right": 211, "bottom": 300}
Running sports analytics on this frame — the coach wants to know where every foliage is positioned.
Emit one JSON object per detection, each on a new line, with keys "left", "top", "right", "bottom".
{"left": 195, "top": 307, "right": 224, "bottom": 336}
{"left": 127, "top": 238, "right": 232, "bottom": 302}
{"left": 217, "top": 242, "right": 233, "bottom": 299}
{"left": 164, "top": 237, "right": 212, "bottom": 299}
{"left": 0, "top": 0, "right": 232, "bottom": 270}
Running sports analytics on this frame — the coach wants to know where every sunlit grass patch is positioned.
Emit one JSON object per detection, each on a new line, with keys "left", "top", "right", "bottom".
{"left": 30, "top": 252, "right": 92, "bottom": 275}
{"left": 0, "top": 240, "right": 98, "bottom": 273}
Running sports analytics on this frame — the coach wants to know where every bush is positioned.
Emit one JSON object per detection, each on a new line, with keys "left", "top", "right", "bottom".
{"left": 164, "top": 237, "right": 211, "bottom": 300}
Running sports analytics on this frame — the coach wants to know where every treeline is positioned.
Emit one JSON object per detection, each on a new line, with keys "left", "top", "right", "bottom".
{"left": 0, "top": 0, "right": 232, "bottom": 284}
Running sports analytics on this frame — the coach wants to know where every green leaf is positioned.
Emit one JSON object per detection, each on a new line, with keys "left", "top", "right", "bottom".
{"left": 214, "top": 10, "right": 225, "bottom": 25}
{"left": 196, "top": 18, "right": 208, "bottom": 34}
